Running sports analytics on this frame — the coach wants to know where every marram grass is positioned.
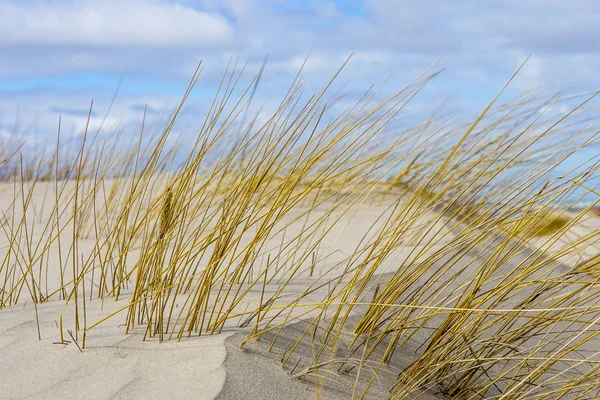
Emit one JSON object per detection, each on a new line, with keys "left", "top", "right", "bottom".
{"left": 1, "top": 59, "right": 600, "bottom": 399}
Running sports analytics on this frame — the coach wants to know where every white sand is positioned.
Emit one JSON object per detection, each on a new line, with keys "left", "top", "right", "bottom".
{"left": 1, "top": 182, "right": 440, "bottom": 399}
{"left": 2, "top": 180, "right": 600, "bottom": 399}
{"left": 0, "top": 298, "right": 230, "bottom": 400}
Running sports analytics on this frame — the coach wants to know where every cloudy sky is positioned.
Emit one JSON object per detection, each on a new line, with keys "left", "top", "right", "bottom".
{"left": 1, "top": 0, "right": 599, "bottom": 141}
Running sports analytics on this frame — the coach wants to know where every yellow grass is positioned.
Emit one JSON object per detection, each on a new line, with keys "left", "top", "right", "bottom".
{"left": 1, "top": 58, "right": 600, "bottom": 398}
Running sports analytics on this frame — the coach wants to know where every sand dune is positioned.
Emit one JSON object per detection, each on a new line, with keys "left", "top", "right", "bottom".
{"left": 2, "top": 183, "right": 600, "bottom": 399}
{"left": 0, "top": 182, "right": 456, "bottom": 399}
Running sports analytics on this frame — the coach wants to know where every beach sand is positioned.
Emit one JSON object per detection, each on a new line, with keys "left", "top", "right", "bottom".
{"left": 2, "top": 180, "right": 599, "bottom": 399}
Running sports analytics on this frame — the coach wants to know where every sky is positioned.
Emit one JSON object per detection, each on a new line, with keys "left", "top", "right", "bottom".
{"left": 1, "top": 0, "right": 600, "bottom": 143}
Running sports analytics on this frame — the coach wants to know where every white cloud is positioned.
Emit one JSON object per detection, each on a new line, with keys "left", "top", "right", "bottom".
{"left": 278, "top": 54, "right": 340, "bottom": 73}
{"left": 0, "top": 90, "right": 181, "bottom": 144}
{"left": 0, "top": 1, "right": 233, "bottom": 47}
{"left": 519, "top": 55, "right": 544, "bottom": 79}
{"left": 0, "top": 0, "right": 599, "bottom": 143}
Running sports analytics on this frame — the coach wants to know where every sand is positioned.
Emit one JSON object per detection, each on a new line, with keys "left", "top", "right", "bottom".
{"left": 0, "top": 297, "right": 231, "bottom": 400}
{"left": 2, "top": 180, "right": 600, "bottom": 399}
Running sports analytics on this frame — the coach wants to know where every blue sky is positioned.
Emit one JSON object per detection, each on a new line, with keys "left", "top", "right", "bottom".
{"left": 1, "top": 0, "right": 599, "bottom": 142}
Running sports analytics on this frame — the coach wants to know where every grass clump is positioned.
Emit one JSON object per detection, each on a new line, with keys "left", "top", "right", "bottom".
{"left": 508, "top": 210, "right": 573, "bottom": 239}
{"left": 530, "top": 213, "right": 571, "bottom": 237}
{"left": 2, "top": 58, "right": 600, "bottom": 399}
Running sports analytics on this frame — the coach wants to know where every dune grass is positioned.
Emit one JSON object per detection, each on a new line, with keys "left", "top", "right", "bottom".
{"left": 522, "top": 213, "right": 572, "bottom": 238}
{"left": 1, "top": 59, "right": 600, "bottom": 399}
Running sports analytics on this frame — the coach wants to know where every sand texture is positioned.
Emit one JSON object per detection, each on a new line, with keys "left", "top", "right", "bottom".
{"left": 2, "top": 179, "right": 600, "bottom": 399}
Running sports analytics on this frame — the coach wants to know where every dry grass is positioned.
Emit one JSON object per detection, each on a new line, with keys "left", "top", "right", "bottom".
{"left": 2, "top": 59, "right": 600, "bottom": 399}
{"left": 519, "top": 213, "right": 572, "bottom": 238}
